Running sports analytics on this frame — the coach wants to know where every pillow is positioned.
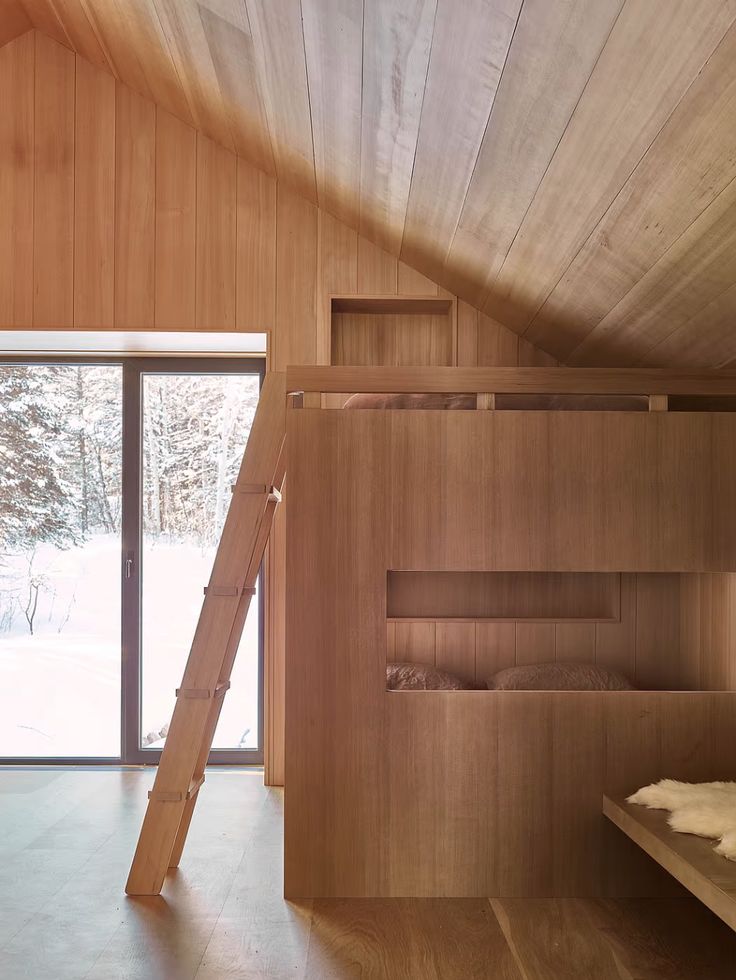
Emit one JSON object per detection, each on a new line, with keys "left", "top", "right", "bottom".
{"left": 486, "top": 662, "right": 635, "bottom": 691}
{"left": 386, "top": 661, "right": 475, "bottom": 691}
{"left": 345, "top": 392, "right": 475, "bottom": 410}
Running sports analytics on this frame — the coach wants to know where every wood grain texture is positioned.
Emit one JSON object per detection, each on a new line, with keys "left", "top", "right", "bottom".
{"left": 1, "top": 35, "right": 576, "bottom": 790}
{"left": 155, "top": 107, "right": 196, "bottom": 328}
{"left": 604, "top": 796, "right": 736, "bottom": 932}
{"left": 195, "top": 134, "right": 236, "bottom": 328}
{"left": 32, "top": 31, "right": 74, "bottom": 327}
{"left": 484, "top": 0, "right": 736, "bottom": 333}
{"left": 14, "top": 4, "right": 736, "bottom": 368}
{"left": 236, "top": 156, "right": 276, "bottom": 332}
{"left": 114, "top": 82, "right": 155, "bottom": 327}
{"left": 400, "top": 0, "right": 522, "bottom": 280}
{"left": 286, "top": 405, "right": 736, "bottom": 897}
{"left": 0, "top": 32, "right": 34, "bottom": 327}
{"left": 13, "top": 771, "right": 736, "bottom": 979}
{"left": 73, "top": 55, "right": 115, "bottom": 327}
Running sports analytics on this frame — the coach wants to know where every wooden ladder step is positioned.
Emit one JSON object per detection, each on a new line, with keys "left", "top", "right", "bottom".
{"left": 125, "top": 372, "right": 286, "bottom": 897}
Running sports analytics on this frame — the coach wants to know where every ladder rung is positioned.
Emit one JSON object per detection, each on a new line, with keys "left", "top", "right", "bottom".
{"left": 175, "top": 681, "right": 231, "bottom": 700}
{"left": 231, "top": 482, "right": 282, "bottom": 503}
{"left": 148, "top": 775, "right": 205, "bottom": 804}
{"left": 203, "top": 585, "right": 257, "bottom": 597}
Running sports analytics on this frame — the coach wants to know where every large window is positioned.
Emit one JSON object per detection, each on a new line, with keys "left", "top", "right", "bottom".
{"left": 0, "top": 358, "right": 263, "bottom": 763}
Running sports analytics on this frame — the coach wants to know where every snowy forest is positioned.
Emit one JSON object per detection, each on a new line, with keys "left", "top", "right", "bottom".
{"left": 0, "top": 364, "right": 260, "bottom": 756}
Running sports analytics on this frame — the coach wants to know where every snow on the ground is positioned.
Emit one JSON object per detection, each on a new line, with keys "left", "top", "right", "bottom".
{"left": 0, "top": 534, "right": 258, "bottom": 756}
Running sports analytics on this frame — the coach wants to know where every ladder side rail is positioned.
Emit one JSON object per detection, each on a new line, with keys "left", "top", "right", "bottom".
{"left": 126, "top": 374, "right": 286, "bottom": 896}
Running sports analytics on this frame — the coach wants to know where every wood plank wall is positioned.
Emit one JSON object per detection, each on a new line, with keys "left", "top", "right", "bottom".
{"left": 681, "top": 574, "right": 736, "bottom": 690}
{"left": 0, "top": 31, "right": 557, "bottom": 784}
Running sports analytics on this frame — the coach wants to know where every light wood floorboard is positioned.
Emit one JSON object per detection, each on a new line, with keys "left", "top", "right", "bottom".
{"left": 1, "top": 770, "right": 735, "bottom": 979}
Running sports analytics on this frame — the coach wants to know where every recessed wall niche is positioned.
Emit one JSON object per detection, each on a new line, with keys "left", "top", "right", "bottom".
{"left": 330, "top": 295, "right": 456, "bottom": 366}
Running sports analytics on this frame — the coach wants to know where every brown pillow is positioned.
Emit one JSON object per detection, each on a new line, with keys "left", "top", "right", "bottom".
{"left": 486, "top": 662, "right": 635, "bottom": 691}
{"left": 387, "top": 661, "right": 475, "bottom": 691}
{"left": 345, "top": 392, "right": 475, "bottom": 410}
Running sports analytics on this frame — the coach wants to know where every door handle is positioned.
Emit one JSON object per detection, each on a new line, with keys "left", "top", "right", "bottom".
{"left": 125, "top": 553, "right": 134, "bottom": 579}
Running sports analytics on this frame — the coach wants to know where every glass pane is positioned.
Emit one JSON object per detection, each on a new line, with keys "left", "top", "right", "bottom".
{"left": 140, "top": 373, "right": 260, "bottom": 751}
{"left": 0, "top": 364, "right": 122, "bottom": 757}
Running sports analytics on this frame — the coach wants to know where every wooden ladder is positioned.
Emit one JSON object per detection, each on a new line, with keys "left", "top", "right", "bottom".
{"left": 126, "top": 372, "right": 286, "bottom": 896}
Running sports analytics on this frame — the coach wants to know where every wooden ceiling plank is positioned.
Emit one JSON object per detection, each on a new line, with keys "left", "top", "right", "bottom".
{"left": 640, "top": 284, "right": 736, "bottom": 369}
{"left": 150, "top": 0, "right": 236, "bottom": 150}
{"left": 0, "top": 0, "right": 33, "bottom": 46}
{"left": 199, "top": 4, "right": 275, "bottom": 174}
{"left": 45, "top": 0, "right": 113, "bottom": 73}
{"left": 80, "top": 0, "right": 155, "bottom": 102}
{"left": 117, "top": 0, "right": 196, "bottom": 126}
{"left": 482, "top": 0, "right": 736, "bottom": 335}
{"left": 302, "top": 0, "right": 362, "bottom": 225}
{"left": 446, "top": 0, "right": 624, "bottom": 300}
{"left": 400, "top": 0, "right": 522, "bottom": 283}
{"left": 245, "top": 0, "right": 317, "bottom": 203}
{"left": 569, "top": 177, "right": 736, "bottom": 367}
{"left": 528, "top": 21, "right": 736, "bottom": 362}
{"left": 359, "top": 0, "right": 436, "bottom": 253}
{"left": 19, "top": 0, "right": 70, "bottom": 47}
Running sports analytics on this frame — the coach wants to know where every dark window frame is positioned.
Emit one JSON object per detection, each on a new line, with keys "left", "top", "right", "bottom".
{"left": 0, "top": 355, "right": 265, "bottom": 767}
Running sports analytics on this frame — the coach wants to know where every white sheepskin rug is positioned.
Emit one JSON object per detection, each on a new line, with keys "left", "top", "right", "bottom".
{"left": 628, "top": 779, "right": 736, "bottom": 861}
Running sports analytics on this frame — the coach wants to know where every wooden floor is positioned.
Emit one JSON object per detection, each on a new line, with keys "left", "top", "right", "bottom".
{"left": 1, "top": 771, "right": 736, "bottom": 979}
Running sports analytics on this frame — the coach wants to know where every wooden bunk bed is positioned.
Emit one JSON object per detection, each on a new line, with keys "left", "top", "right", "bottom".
{"left": 284, "top": 366, "right": 736, "bottom": 907}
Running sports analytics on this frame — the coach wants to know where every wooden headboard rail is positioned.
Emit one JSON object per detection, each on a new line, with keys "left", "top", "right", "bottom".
{"left": 286, "top": 366, "right": 736, "bottom": 397}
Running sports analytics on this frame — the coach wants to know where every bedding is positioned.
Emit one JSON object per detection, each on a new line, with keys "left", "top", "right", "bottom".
{"left": 386, "top": 661, "right": 475, "bottom": 691}
{"left": 486, "top": 661, "right": 635, "bottom": 691}
{"left": 629, "top": 779, "right": 736, "bottom": 861}
{"left": 344, "top": 392, "right": 649, "bottom": 411}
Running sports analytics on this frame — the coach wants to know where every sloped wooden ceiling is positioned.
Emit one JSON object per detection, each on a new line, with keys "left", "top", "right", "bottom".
{"left": 0, "top": 0, "right": 32, "bottom": 44}
{"left": 12, "top": 0, "right": 736, "bottom": 368}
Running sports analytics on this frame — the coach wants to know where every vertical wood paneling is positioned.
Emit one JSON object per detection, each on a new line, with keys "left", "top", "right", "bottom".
{"left": 596, "top": 573, "right": 637, "bottom": 679}
{"left": 0, "top": 32, "right": 34, "bottom": 326}
{"left": 357, "top": 236, "right": 398, "bottom": 293}
{"left": 477, "top": 312, "right": 519, "bottom": 366}
{"left": 74, "top": 55, "right": 115, "bottom": 327}
{"left": 115, "top": 83, "right": 155, "bottom": 327}
{"left": 435, "top": 622, "right": 476, "bottom": 684}
{"left": 236, "top": 156, "right": 276, "bottom": 332}
{"left": 515, "top": 623, "right": 555, "bottom": 665}
{"left": 394, "top": 622, "right": 436, "bottom": 665}
{"left": 476, "top": 623, "right": 516, "bottom": 681}
{"left": 496, "top": 695, "right": 553, "bottom": 895}
{"left": 555, "top": 623, "right": 596, "bottom": 663}
{"left": 635, "top": 574, "right": 682, "bottom": 690}
{"left": 317, "top": 211, "right": 358, "bottom": 363}
{"left": 456, "top": 301, "right": 478, "bottom": 367}
{"left": 196, "top": 134, "right": 236, "bottom": 328}
{"left": 398, "top": 261, "right": 438, "bottom": 296}
{"left": 33, "top": 33, "right": 74, "bottom": 327}
{"left": 274, "top": 187, "right": 318, "bottom": 369}
{"left": 155, "top": 108, "right": 196, "bottom": 328}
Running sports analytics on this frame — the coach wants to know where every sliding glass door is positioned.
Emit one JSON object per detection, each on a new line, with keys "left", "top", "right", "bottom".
{"left": 0, "top": 364, "right": 122, "bottom": 758}
{"left": 0, "top": 357, "right": 263, "bottom": 763}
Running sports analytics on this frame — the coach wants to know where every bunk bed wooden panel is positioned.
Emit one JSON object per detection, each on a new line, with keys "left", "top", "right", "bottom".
{"left": 285, "top": 404, "right": 736, "bottom": 898}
